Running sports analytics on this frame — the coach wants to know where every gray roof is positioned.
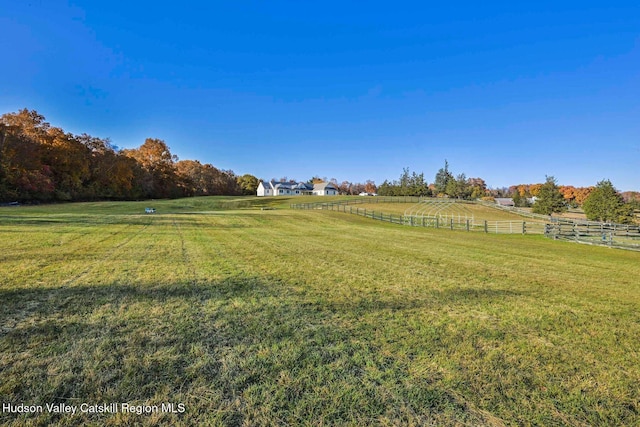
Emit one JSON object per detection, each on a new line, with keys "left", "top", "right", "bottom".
{"left": 495, "top": 198, "right": 515, "bottom": 206}
{"left": 293, "top": 183, "right": 313, "bottom": 190}
{"left": 268, "top": 181, "right": 313, "bottom": 191}
{"left": 313, "top": 182, "right": 338, "bottom": 191}
{"left": 261, "top": 180, "right": 334, "bottom": 191}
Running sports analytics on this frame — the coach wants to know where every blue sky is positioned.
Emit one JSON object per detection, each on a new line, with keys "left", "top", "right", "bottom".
{"left": 2, "top": 1, "right": 639, "bottom": 190}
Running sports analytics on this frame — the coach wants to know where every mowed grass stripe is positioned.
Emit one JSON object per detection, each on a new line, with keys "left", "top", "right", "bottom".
{"left": 1, "top": 220, "right": 153, "bottom": 293}
{"left": 177, "top": 209, "right": 640, "bottom": 424}
{"left": 175, "top": 211, "right": 480, "bottom": 425}
{"left": 1, "top": 203, "right": 639, "bottom": 425}
{"left": 188, "top": 210, "right": 640, "bottom": 424}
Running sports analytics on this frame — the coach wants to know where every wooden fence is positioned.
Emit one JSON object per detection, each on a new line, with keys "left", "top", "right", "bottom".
{"left": 290, "top": 198, "right": 640, "bottom": 250}
{"left": 544, "top": 220, "right": 640, "bottom": 250}
{"left": 291, "top": 199, "right": 545, "bottom": 235}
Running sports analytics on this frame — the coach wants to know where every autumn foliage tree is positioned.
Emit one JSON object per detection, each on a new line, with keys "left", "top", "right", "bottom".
{"left": 364, "top": 180, "right": 377, "bottom": 194}
{"left": 1, "top": 112, "right": 56, "bottom": 200}
{"left": 0, "top": 109, "right": 245, "bottom": 202}
{"left": 122, "top": 138, "right": 180, "bottom": 198}
{"left": 468, "top": 178, "right": 487, "bottom": 199}
{"left": 0, "top": 123, "right": 54, "bottom": 200}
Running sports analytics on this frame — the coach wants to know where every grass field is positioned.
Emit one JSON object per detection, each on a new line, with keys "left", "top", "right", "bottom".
{"left": 1, "top": 197, "right": 639, "bottom": 426}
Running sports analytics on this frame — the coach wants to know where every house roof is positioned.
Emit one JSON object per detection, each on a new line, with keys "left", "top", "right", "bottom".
{"left": 267, "top": 181, "right": 313, "bottom": 191}
{"left": 313, "top": 182, "right": 338, "bottom": 191}
{"left": 495, "top": 198, "right": 515, "bottom": 206}
{"left": 260, "top": 180, "right": 335, "bottom": 191}
{"left": 293, "top": 183, "right": 313, "bottom": 190}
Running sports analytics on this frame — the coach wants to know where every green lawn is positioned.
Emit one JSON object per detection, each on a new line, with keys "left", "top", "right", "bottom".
{"left": 1, "top": 198, "right": 639, "bottom": 426}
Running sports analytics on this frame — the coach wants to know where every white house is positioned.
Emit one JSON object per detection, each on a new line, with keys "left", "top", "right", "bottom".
{"left": 257, "top": 180, "right": 338, "bottom": 196}
{"left": 312, "top": 182, "right": 339, "bottom": 196}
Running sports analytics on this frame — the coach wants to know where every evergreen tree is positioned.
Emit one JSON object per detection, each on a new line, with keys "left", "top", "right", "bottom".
{"left": 512, "top": 191, "right": 523, "bottom": 207}
{"left": 434, "top": 160, "right": 453, "bottom": 195}
{"left": 410, "top": 171, "right": 430, "bottom": 196}
{"left": 532, "top": 176, "right": 567, "bottom": 215}
{"left": 376, "top": 180, "right": 393, "bottom": 196}
{"left": 445, "top": 173, "right": 471, "bottom": 199}
{"left": 582, "top": 180, "right": 634, "bottom": 223}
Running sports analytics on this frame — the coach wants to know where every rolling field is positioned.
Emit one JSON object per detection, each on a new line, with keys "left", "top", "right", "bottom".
{"left": 1, "top": 197, "right": 639, "bottom": 426}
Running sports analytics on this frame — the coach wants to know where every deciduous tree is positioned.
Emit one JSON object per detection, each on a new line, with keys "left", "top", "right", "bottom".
{"left": 237, "top": 174, "right": 259, "bottom": 195}
{"left": 364, "top": 180, "right": 377, "bottom": 194}
{"left": 122, "top": 138, "right": 179, "bottom": 198}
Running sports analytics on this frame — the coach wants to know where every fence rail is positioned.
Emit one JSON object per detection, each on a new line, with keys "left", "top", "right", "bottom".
{"left": 290, "top": 198, "right": 640, "bottom": 250}
{"left": 544, "top": 222, "right": 640, "bottom": 250}
{"left": 291, "top": 199, "right": 545, "bottom": 235}
{"left": 474, "top": 200, "right": 558, "bottom": 221}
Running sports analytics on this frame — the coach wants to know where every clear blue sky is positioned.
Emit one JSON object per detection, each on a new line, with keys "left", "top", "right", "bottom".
{"left": 2, "top": 1, "right": 639, "bottom": 190}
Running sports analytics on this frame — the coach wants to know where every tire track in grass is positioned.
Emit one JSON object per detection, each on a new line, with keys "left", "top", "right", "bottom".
{"left": 0, "top": 216, "right": 152, "bottom": 288}
{"left": 225, "top": 211, "right": 440, "bottom": 289}
{"left": 261, "top": 215, "right": 513, "bottom": 425}
{"left": 190, "top": 212, "right": 497, "bottom": 425}
{"left": 167, "top": 215, "right": 204, "bottom": 287}
{"left": 220, "top": 210, "right": 537, "bottom": 299}
{"left": 0, "top": 216, "right": 156, "bottom": 334}
{"left": 56, "top": 216, "right": 155, "bottom": 288}
{"left": 184, "top": 213, "right": 258, "bottom": 281}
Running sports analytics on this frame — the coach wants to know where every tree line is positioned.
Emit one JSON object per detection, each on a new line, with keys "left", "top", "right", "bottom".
{"left": 530, "top": 176, "right": 636, "bottom": 223}
{"left": 1, "top": 108, "right": 636, "bottom": 223}
{"left": 0, "top": 109, "right": 259, "bottom": 202}
{"left": 376, "top": 161, "right": 488, "bottom": 199}
{"left": 371, "top": 162, "right": 637, "bottom": 224}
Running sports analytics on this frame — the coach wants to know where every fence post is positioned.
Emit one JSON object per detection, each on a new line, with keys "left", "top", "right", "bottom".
{"left": 522, "top": 221, "right": 526, "bottom": 235}
{"left": 450, "top": 218, "right": 454, "bottom": 230}
{"left": 436, "top": 217, "right": 439, "bottom": 228}
{"left": 484, "top": 220, "right": 488, "bottom": 233}
{"left": 466, "top": 219, "right": 470, "bottom": 231}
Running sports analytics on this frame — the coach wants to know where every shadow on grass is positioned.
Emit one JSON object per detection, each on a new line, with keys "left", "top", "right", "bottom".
{"left": 319, "top": 286, "right": 527, "bottom": 315}
{"left": 0, "top": 275, "right": 504, "bottom": 426}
